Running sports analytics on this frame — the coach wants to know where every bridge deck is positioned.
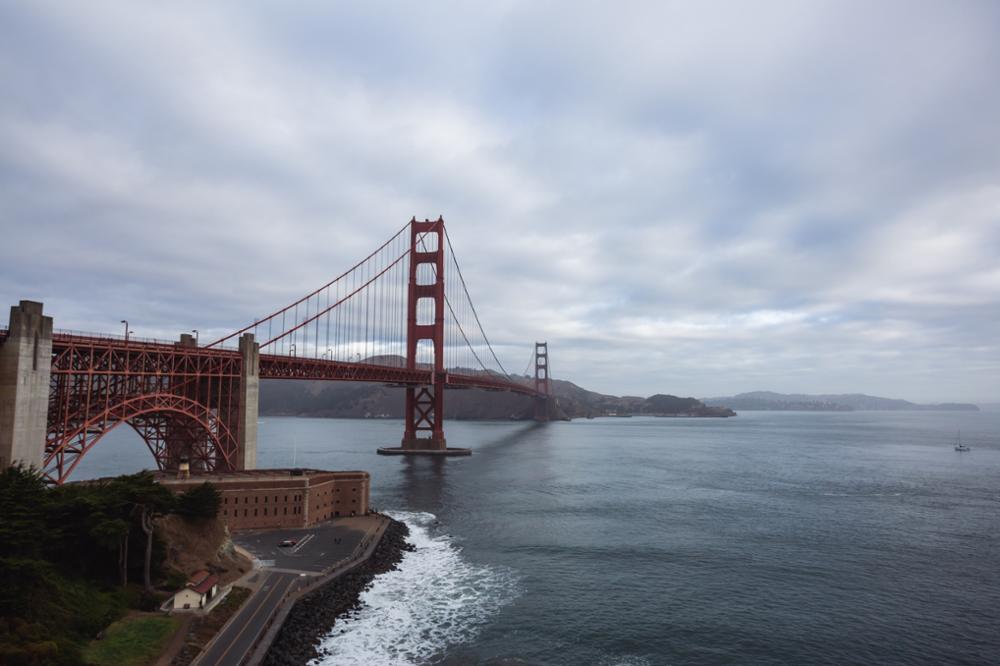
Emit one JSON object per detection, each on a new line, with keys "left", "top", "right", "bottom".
{"left": 31, "top": 332, "right": 540, "bottom": 397}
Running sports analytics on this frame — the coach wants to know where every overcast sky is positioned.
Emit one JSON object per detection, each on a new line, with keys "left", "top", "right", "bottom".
{"left": 1, "top": 1, "right": 998, "bottom": 403}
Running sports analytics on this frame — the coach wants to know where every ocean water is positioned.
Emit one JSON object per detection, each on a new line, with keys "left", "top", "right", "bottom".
{"left": 76, "top": 411, "right": 1000, "bottom": 665}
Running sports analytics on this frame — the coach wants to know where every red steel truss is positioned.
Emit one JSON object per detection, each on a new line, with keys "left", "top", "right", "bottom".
{"left": 45, "top": 334, "right": 244, "bottom": 484}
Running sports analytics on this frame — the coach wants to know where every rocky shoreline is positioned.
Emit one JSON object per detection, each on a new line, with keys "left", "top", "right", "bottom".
{"left": 262, "top": 517, "right": 414, "bottom": 666}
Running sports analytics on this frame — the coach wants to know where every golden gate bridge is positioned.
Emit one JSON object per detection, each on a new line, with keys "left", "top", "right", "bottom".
{"left": 0, "top": 217, "right": 555, "bottom": 484}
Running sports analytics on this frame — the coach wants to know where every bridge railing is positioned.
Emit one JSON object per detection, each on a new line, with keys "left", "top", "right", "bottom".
{"left": 50, "top": 328, "right": 243, "bottom": 350}
{"left": 53, "top": 328, "right": 178, "bottom": 345}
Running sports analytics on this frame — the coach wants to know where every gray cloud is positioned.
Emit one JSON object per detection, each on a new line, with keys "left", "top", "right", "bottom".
{"left": 1, "top": 0, "right": 998, "bottom": 402}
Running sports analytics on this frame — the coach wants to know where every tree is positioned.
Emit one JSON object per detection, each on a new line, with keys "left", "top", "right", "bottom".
{"left": 140, "top": 507, "right": 156, "bottom": 594}
{"left": 0, "top": 465, "right": 50, "bottom": 561}
{"left": 176, "top": 483, "right": 221, "bottom": 520}
{"left": 108, "top": 473, "right": 175, "bottom": 593}
{"left": 87, "top": 516, "right": 129, "bottom": 587}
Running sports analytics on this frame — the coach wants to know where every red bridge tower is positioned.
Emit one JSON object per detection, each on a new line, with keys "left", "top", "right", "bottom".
{"left": 533, "top": 341, "right": 556, "bottom": 421}
{"left": 378, "top": 217, "right": 471, "bottom": 456}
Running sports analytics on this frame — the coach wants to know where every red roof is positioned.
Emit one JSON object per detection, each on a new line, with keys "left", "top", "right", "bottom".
{"left": 189, "top": 574, "right": 219, "bottom": 595}
{"left": 187, "top": 570, "right": 210, "bottom": 586}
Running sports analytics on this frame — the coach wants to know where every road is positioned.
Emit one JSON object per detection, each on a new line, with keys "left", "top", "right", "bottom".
{"left": 195, "top": 571, "right": 301, "bottom": 666}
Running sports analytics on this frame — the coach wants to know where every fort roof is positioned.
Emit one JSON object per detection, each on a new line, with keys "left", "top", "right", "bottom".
{"left": 154, "top": 468, "right": 369, "bottom": 485}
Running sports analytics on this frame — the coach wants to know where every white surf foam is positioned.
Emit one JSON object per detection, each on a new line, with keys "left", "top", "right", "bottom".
{"left": 600, "top": 656, "right": 653, "bottom": 666}
{"left": 310, "top": 511, "right": 520, "bottom": 666}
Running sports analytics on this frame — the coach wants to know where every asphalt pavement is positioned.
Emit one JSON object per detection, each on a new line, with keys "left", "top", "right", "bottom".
{"left": 233, "top": 520, "right": 371, "bottom": 573}
{"left": 195, "top": 571, "right": 301, "bottom": 666}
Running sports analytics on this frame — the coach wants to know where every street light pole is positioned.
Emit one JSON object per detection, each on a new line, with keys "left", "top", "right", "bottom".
{"left": 120, "top": 319, "right": 129, "bottom": 343}
{"left": 192, "top": 329, "right": 199, "bottom": 346}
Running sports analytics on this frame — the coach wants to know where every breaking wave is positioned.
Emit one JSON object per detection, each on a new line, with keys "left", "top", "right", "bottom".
{"left": 311, "top": 511, "right": 520, "bottom": 665}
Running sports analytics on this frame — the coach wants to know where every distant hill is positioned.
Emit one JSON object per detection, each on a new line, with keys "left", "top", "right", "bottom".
{"left": 548, "top": 380, "right": 735, "bottom": 418}
{"left": 259, "top": 370, "right": 735, "bottom": 419}
{"left": 703, "top": 391, "right": 980, "bottom": 412}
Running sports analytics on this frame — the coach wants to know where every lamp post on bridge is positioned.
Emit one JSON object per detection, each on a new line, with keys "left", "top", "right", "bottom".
{"left": 120, "top": 319, "right": 130, "bottom": 343}
{"left": 192, "top": 329, "right": 199, "bottom": 346}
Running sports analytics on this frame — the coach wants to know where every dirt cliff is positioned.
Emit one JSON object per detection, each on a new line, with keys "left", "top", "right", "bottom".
{"left": 157, "top": 514, "right": 252, "bottom": 586}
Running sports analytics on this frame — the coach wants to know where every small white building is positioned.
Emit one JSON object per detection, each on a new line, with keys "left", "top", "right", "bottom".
{"left": 172, "top": 570, "right": 220, "bottom": 611}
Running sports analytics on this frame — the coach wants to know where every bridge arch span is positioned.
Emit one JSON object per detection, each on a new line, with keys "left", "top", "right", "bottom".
{"left": 43, "top": 393, "right": 237, "bottom": 485}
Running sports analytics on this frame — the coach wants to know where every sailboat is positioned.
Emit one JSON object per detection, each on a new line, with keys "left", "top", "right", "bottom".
{"left": 954, "top": 431, "right": 970, "bottom": 452}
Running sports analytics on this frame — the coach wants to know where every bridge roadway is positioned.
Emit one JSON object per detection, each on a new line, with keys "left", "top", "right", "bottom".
{"left": 42, "top": 330, "right": 541, "bottom": 396}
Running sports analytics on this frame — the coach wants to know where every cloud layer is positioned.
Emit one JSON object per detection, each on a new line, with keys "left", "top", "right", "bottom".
{"left": 1, "top": 1, "right": 998, "bottom": 402}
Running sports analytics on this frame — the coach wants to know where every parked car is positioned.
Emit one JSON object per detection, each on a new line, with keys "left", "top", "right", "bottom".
{"left": 278, "top": 539, "right": 298, "bottom": 547}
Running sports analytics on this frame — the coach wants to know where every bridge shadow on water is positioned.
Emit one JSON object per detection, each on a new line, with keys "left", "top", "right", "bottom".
{"left": 393, "top": 421, "right": 552, "bottom": 514}
{"left": 470, "top": 421, "right": 550, "bottom": 454}
{"left": 397, "top": 455, "right": 450, "bottom": 513}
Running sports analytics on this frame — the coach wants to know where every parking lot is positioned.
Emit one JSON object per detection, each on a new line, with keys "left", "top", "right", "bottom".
{"left": 233, "top": 516, "right": 377, "bottom": 574}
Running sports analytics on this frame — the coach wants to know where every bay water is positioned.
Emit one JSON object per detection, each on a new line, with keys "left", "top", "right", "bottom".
{"left": 77, "top": 411, "right": 1000, "bottom": 665}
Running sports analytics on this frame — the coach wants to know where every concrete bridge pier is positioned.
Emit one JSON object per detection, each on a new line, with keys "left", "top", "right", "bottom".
{"left": 236, "top": 332, "right": 259, "bottom": 470}
{"left": 0, "top": 301, "right": 52, "bottom": 472}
